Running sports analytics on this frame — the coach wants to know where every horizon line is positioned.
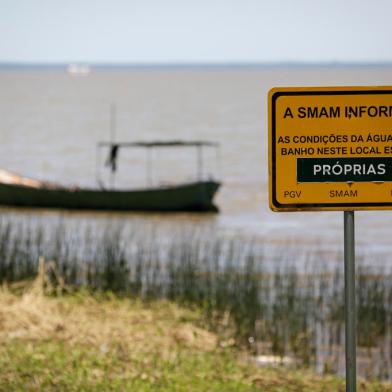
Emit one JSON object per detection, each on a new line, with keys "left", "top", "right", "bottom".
{"left": 1, "top": 60, "right": 392, "bottom": 69}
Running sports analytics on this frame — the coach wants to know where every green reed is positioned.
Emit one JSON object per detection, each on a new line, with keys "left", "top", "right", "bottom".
{"left": 0, "top": 218, "right": 391, "bottom": 379}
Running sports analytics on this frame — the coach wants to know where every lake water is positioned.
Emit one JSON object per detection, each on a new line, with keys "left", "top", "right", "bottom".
{"left": 1, "top": 65, "right": 392, "bottom": 264}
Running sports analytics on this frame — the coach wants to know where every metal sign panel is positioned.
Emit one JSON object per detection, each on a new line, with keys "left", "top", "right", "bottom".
{"left": 269, "top": 86, "right": 392, "bottom": 211}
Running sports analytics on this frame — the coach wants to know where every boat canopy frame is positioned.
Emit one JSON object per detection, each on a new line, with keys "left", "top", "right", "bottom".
{"left": 96, "top": 140, "right": 221, "bottom": 189}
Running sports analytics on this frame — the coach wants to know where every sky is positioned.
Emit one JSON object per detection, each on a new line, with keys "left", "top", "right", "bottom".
{"left": 0, "top": 0, "right": 391, "bottom": 64}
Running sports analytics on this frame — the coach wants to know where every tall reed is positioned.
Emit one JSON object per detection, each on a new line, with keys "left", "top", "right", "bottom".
{"left": 0, "top": 218, "right": 391, "bottom": 379}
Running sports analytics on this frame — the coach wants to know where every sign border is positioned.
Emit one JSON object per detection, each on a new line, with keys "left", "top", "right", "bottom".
{"left": 269, "top": 86, "right": 392, "bottom": 211}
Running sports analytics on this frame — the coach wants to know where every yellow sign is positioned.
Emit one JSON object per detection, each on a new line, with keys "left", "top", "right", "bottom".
{"left": 269, "top": 86, "right": 392, "bottom": 211}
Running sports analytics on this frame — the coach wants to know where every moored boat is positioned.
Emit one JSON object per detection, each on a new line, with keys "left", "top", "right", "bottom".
{"left": 0, "top": 140, "right": 221, "bottom": 212}
{"left": 0, "top": 179, "right": 220, "bottom": 212}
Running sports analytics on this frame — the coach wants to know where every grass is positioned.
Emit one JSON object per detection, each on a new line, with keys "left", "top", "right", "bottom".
{"left": 0, "top": 281, "right": 391, "bottom": 392}
{"left": 0, "top": 219, "right": 391, "bottom": 379}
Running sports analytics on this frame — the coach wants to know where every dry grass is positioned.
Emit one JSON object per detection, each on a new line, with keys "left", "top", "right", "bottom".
{"left": 0, "top": 282, "right": 217, "bottom": 356}
{"left": 0, "top": 272, "right": 391, "bottom": 391}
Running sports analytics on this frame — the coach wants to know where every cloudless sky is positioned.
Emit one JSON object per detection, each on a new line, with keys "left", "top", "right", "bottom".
{"left": 0, "top": 0, "right": 391, "bottom": 63}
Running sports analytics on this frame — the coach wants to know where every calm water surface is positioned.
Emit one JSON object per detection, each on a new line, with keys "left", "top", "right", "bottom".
{"left": 1, "top": 66, "right": 392, "bottom": 262}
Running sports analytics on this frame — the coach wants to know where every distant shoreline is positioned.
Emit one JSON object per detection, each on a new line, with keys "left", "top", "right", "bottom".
{"left": 1, "top": 61, "right": 392, "bottom": 72}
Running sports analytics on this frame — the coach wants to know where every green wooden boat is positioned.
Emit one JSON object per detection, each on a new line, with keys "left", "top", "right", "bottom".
{"left": 0, "top": 180, "right": 220, "bottom": 212}
{"left": 0, "top": 141, "right": 221, "bottom": 212}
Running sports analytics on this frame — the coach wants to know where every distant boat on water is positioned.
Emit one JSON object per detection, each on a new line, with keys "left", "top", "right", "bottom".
{"left": 0, "top": 140, "right": 221, "bottom": 212}
{"left": 67, "top": 64, "right": 91, "bottom": 75}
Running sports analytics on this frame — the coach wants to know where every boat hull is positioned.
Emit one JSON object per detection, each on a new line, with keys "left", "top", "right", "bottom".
{"left": 0, "top": 181, "right": 220, "bottom": 212}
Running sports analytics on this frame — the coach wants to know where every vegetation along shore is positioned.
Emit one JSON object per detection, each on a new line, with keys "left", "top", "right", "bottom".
{"left": 0, "top": 218, "right": 391, "bottom": 388}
